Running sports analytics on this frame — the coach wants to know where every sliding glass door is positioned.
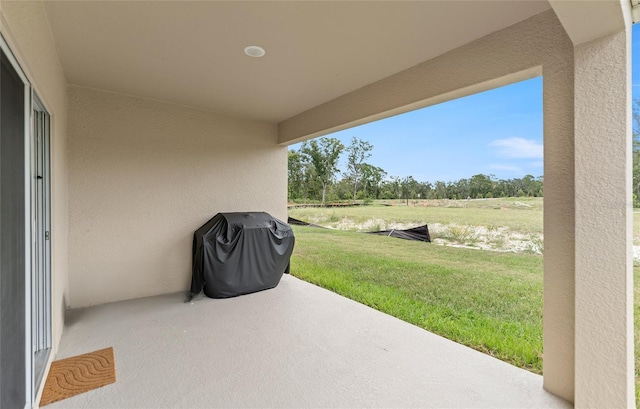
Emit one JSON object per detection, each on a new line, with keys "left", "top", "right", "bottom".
{"left": 0, "top": 40, "right": 30, "bottom": 409}
{"left": 0, "top": 34, "right": 51, "bottom": 409}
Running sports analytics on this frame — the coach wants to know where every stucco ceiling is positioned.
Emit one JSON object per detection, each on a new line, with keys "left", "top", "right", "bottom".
{"left": 43, "top": 1, "right": 551, "bottom": 123}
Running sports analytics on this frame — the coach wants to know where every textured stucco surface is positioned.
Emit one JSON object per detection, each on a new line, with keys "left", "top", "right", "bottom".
{"left": 67, "top": 86, "right": 286, "bottom": 308}
{"left": 574, "top": 30, "right": 634, "bottom": 408}
{"left": 47, "top": 275, "right": 571, "bottom": 409}
{"left": 280, "top": 10, "right": 578, "bottom": 402}
{"left": 0, "top": 0, "right": 69, "bottom": 355}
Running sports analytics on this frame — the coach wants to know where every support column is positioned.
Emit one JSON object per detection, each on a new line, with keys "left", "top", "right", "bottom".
{"left": 542, "top": 59, "right": 576, "bottom": 402}
{"left": 574, "top": 28, "right": 634, "bottom": 407}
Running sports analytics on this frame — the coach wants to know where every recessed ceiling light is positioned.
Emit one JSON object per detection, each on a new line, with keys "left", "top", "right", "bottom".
{"left": 244, "top": 46, "right": 266, "bottom": 58}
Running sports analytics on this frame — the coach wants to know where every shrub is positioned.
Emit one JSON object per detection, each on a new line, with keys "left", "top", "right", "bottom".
{"left": 438, "top": 225, "right": 478, "bottom": 245}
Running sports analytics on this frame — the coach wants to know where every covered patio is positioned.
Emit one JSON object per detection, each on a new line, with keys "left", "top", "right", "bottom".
{"left": 47, "top": 275, "right": 568, "bottom": 408}
{"left": 0, "top": 1, "right": 635, "bottom": 407}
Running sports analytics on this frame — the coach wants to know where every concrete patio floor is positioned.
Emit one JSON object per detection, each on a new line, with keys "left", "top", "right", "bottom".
{"left": 45, "top": 275, "right": 571, "bottom": 408}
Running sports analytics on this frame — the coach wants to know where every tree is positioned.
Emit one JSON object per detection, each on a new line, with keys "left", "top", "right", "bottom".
{"left": 434, "top": 181, "right": 447, "bottom": 199}
{"left": 346, "top": 137, "right": 373, "bottom": 203}
{"left": 287, "top": 150, "right": 305, "bottom": 201}
{"left": 360, "top": 164, "right": 386, "bottom": 199}
{"left": 388, "top": 176, "right": 403, "bottom": 199}
{"left": 300, "top": 137, "right": 345, "bottom": 205}
{"left": 417, "top": 181, "right": 433, "bottom": 200}
{"left": 400, "top": 176, "right": 418, "bottom": 205}
{"left": 469, "top": 174, "right": 493, "bottom": 199}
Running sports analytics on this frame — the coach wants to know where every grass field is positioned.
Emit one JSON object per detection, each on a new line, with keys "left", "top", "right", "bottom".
{"left": 289, "top": 197, "right": 543, "bottom": 233}
{"left": 290, "top": 197, "right": 544, "bottom": 253}
{"left": 288, "top": 197, "right": 639, "bottom": 400}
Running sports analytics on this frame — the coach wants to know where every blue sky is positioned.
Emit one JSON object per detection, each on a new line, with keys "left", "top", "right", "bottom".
{"left": 291, "top": 23, "right": 640, "bottom": 183}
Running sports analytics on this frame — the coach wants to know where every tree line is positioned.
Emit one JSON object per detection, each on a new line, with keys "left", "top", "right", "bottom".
{"left": 289, "top": 136, "right": 543, "bottom": 204}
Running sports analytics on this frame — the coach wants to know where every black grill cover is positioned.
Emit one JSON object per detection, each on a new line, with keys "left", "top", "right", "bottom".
{"left": 189, "top": 212, "right": 295, "bottom": 299}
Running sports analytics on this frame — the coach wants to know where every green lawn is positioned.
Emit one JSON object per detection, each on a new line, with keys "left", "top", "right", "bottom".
{"left": 289, "top": 197, "right": 543, "bottom": 233}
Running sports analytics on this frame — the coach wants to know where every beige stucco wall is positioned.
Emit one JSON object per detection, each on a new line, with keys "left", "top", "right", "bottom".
{"left": 574, "top": 28, "right": 633, "bottom": 408}
{"left": 280, "top": 10, "right": 578, "bottom": 402}
{"left": 0, "top": 0, "right": 69, "bottom": 353}
{"left": 67, "top": 86, "right": 286, "bottom": 308}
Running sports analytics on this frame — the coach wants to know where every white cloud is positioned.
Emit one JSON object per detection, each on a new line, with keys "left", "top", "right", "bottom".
{"left": 529, "top": 161, "right": 543, "bottom": 168}
{"left": 488, "top": 164, "right": 522, "bottom": 173}
{"left": 490, "top": 137, "right": 543, "bottom": 159}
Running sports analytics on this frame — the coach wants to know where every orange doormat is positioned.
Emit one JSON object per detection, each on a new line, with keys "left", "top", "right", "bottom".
{"left": 40, "top": 347, "right": 116, "bottom": 406}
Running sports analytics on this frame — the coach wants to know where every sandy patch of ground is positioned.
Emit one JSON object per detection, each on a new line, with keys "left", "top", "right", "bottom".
{"left": 307, "top": 216, "right": 544, "bottom": 255}
{"left": 429, "top": 223, "right": 543, "bottom": 254}
{"left": 334, "top": 218, "right": 416, "bottom": 232}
